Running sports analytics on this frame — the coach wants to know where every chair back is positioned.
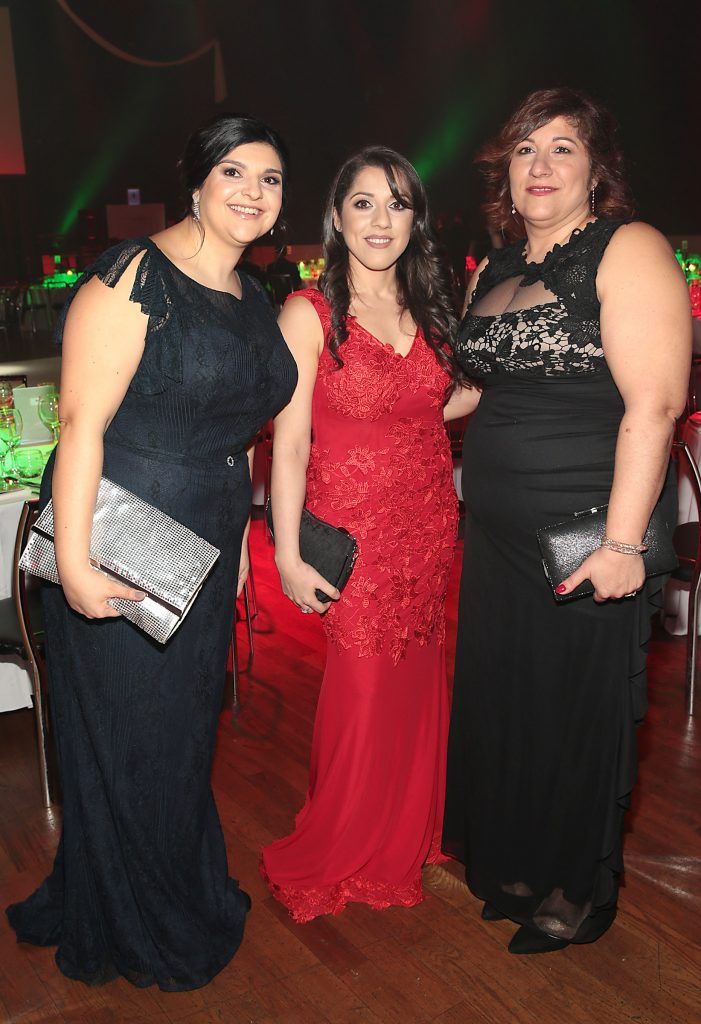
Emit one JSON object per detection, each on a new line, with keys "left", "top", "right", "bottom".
{"left": 672, "top": 440, "right": 701, "bottom": 716}
{"left": 268, "top": 274, "right": 294, "bottom": 309}
{"left": 672, "top": 439, "right": 701, "bottom": 574}
{"left": 687, "top": 356, "right": 701, "bottom": 419}
{"left": 0, "top": 288, "right": 12, "bottom": 334}
{"left": 673, "top": 439, "right": 701, "bottom": 539}
{"left": 13, "top": 500, "right": 43, "bottom": 659}
{"left": 446, "top": 415, "right": 468, "bottom": 458}
{"left": 1, "top": 374, "right": 28, "bottom": 390}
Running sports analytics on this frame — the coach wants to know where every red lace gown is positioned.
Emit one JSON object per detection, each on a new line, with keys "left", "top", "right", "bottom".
{"left": 260, "top": 290, "right": 458, "bottom": 922}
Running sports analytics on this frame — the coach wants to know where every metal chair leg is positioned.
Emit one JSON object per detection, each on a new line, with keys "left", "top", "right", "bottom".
{"left": 229, "top": 530, "right": 259, "bottom": 717}
{"left": 31, "top": 661, "right": 51, "bottom": 805}
{"left": 686, "top": 574, "right": 700, "bottom": 716}
{"left": 230, "top": 580, "right": 255, "bottom": 715}
{"left": 230, "top": 611, "right": 239, "bottom": 711}
{"left": 242, "top": 580, "right": 254, "bottom": 671}
{"left": 28, "top": 655, "right": 60, "bottom": 806}
{"left": 246, "top": 544, "right": 258, "bottom": 620}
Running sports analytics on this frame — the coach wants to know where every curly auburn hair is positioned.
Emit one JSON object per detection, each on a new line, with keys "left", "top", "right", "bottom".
{"left": 477, "top": 87, "right": 635, "bottom": 242}
{"left": 318, "top": 146, "right": 463, "bottom": 387}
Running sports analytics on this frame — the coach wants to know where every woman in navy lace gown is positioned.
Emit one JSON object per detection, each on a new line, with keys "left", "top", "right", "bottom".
{"left": 6, "top": 116, "right": 297, "bottom": 990}
{"left": 442, "top": 89, "right": 690, "bottom": 954}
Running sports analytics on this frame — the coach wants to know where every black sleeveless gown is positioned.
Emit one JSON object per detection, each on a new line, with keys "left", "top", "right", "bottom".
{"left": 442, "top": 219, "right": 676, "bottom": 943}
{"left": 6, "top": 239, "right": 297, "bottom": 989}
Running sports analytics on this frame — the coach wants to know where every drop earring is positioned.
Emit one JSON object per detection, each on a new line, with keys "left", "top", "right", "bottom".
{"left": 192, "top": 197, "right": 200, "bottom": 221}
{"left": 590, "top": 187, "right": 596, "bottom": 215}
{"left": 511, "top": 202, "right": 516, "bottom": 216}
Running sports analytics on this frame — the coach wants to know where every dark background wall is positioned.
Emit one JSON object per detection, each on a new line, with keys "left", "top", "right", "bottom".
{"left": 3, "top": 0, "right": 700, "bottom": 275}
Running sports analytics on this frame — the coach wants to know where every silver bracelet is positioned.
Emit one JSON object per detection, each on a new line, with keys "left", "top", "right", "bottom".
{"left": 601, "top": 534, "right": 648, "bottom": 556}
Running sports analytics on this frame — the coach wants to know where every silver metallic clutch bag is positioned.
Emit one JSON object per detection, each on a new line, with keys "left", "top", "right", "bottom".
{"left": 19, "top": 477, "right": 220, "bottom": 643}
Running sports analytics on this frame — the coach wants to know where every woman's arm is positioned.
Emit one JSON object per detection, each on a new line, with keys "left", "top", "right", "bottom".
{"left": 272, "top": 296, "right": 340, "bottom": 614}
{"left": 443, "top": 255, "right": 489, "bottom": 423}
{"left": 461, "top": 255, "right": 488, "bottom": 316}
{"left": 443, "top": 384, "right": 481, "bottom": 422}
{"left": 559, "top": 222, "right": 691, "bottom": 601}
{"left": 54, "top": 257, "right": 150, "bottom": 618}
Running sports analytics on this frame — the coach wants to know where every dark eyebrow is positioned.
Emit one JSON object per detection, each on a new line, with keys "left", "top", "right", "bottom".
{"left": 519, "top": 136, "right": 579, "bottom": 146}
{"left": 348, "top": 191, "right": 409, "bottom": 202}
{"left": 219, "top": 159, "right": 283, "bottom": 175}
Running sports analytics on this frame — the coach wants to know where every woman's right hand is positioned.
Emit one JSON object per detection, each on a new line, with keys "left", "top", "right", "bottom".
{"left": 61, "top": 564, "right": 146, "bottom": 619}
{"left": 275, "top": 555, "right": 340, "bottom": 615}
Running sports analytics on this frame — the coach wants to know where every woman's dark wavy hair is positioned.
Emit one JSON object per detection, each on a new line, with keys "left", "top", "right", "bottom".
{"left": 477, "top": 87, "right": 635, "bottom": 243}
{"left": 319, "top": 146, "right": 463, "bottom": 387}
{"left": 178, "top": 113, "right": 290, "bottom": 238}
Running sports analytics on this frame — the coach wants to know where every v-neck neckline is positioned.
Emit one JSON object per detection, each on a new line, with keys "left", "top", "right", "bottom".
{"left": 350, "top": 316, "right": 420, "bottom": 360}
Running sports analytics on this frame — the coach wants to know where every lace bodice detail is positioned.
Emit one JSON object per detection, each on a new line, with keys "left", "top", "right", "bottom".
{"left": 455, "top": 218, "right": 626, "bottom": 379}
{"left": 295, "top": 289, "right": 457, "bottom": 665}
{"left": 54, "top": 238, "right": 297, "bottom": 462}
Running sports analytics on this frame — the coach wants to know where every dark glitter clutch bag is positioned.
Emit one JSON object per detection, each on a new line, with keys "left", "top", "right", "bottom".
{"left": 537, "top": 503, "right": 678, "bottom": 602}
{"left": 265, "top": 498, "right": 358, "bottom": 603}
{"left": 19, "top": 478, "right": 220, "bottom": 642}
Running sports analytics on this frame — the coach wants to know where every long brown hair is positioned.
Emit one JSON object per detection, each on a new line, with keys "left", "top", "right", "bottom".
{"left": 318, "top": 146, "right": 462, "bottom": 385}
{"left": 477, "top": 88, "right": 635, "bottom": 242}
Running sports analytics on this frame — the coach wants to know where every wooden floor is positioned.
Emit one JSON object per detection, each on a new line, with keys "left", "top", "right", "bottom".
{"left": 0, "top": 520, "right": 699, "bottom": 1024}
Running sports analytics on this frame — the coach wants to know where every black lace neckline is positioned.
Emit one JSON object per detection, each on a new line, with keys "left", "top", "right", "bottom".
{"left": 519, "top": 218, "right": 599, "bottom": 276}
{"left": 138, "top": 236, "right": 247, "bottom": 301}
{"left": 458, "top": 216, "right": 626, "bottom": 380}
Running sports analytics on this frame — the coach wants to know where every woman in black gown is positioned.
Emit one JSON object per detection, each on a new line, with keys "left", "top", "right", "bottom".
{"left": 6, "top": 115, "right": 297, "bottom": 989}
{"left": 442, "top": 89, "right": 691, "bottom": 954}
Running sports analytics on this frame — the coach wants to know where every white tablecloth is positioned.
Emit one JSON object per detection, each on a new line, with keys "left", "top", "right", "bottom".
{"left": 0, "top": 488, "right": 33, "bottom": 712}
{"left": 664, "top": 415, "right": 701, "bottom": 635}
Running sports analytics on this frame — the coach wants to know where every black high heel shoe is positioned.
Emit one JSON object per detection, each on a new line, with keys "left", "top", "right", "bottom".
{"left": 508, "top": 924, "right": 569, "bottom": 954}
{"left": 481, "top": 902, "right": 506, "bottom": 921}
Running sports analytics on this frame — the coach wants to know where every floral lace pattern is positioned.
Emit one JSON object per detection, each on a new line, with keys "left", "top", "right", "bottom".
{"left": 319, "top": 326, "right": 446, "bottom": 419}
{"left": 460, "top": 304, "right": 605, "bottom": 377}
{"left": 456, "top": 217, "right": 626, "bottom": 380}
{"left": 300, "top": 289, "right": 457, "bottom": 665}
{"left": 260, "top": 832, "right": 447, "bottom": 922}
{"left": 260, "top": 861, "right": 425, "bottom": 923}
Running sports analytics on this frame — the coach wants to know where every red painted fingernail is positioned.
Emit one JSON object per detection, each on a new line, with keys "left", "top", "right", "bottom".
{"left": 556, "top": 584, "right": 567, "bottom": 594}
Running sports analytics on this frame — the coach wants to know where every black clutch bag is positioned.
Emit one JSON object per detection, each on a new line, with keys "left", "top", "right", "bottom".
{"left": 537, "top": 503, "right": 678, "bottom": 602}
{"left": 265, "top": 498, "right": 359, "bottom": 603}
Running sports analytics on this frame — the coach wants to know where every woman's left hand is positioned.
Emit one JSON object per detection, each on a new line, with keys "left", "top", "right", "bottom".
{"left": 236, "top": 543, "right": 250, "bottom": 597}
{"left": 556, "top": 546, "right": 645, "bottom": 603}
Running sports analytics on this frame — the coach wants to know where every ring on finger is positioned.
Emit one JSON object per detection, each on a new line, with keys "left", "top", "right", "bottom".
{"left": 624, "top": 591, "right": 637, "bottom": 598}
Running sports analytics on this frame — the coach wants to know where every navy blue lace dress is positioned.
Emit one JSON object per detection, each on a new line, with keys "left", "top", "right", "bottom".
{"left": 442, "top": 219, "right": 676, "bottom": 943}
{"left": 6, "top": 239, "right": 297, "bottom": 990}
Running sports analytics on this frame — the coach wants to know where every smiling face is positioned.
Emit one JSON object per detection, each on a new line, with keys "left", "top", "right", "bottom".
{"left": 333, "top": 165, "right": 414, "bottom": 274}
{"left": 193, "top": 141, "right": 284, "bottom": 249}
{"left": 508, "top": 115, "right": 594, "bottom": 230}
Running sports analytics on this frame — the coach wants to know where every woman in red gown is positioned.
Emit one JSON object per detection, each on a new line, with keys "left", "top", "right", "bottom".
{"left": 261, "top": 147, "right": 476, "bottom": 921}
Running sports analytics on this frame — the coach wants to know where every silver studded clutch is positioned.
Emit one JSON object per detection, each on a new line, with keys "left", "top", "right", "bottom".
{"left": 19, "top": 477, "right": 220, "bottom": 643}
